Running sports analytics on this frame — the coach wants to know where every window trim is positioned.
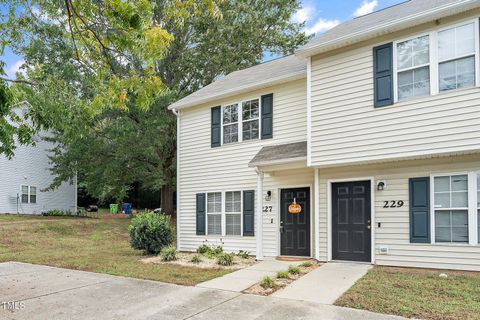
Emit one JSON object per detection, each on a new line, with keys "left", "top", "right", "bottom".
{"left": 393, "top": 18, "right": 480, "bottom": 103}
{"left": 430, "top": 172, "right": 478, "bottom": 245}
{"left": 393, "top": 32, "right": 433, "bottom": 103}
{"left": 205, "top": 190, "right": 244, "bottom": 237}
{"left": 220, "top": 97, "right": 262, "bottom": 146}
{"left": 20, "top": 185, "right": 37, "bottom": 204}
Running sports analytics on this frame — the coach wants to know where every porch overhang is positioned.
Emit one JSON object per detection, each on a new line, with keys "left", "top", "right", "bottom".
{"left": 248, "top": 141, "right": 308, "bottom": 172}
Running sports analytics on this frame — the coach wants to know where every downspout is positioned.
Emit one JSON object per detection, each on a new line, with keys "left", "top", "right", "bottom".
{"left": 255, "top": 167, "right": 264, "bottom": 261}
{"left": 171, "top": 108, "right": 180, "bottom": 251}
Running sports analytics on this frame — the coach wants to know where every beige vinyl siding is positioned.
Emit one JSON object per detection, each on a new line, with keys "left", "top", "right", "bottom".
{"left": 178, "top": 79, "right": 314, "bottom": 256}
{"left": 317, "top": 153, "right": 480, "bottom": 271}
{"left": 309, "top": 10, "right": 480, "bottom": 168}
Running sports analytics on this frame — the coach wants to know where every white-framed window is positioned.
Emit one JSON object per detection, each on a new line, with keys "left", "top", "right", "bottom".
{"left": 30, "top": 186, "right": 37, "bottom": 204}
{"left": 242, "top": 99, "right": 260, "bottom": 141}
{"left": 222, "top": 104, "right": 238, "bottom": 144}
{"left": 221, "top": 98, "right": 260, "bottom": 145}
{"left": 431, "top": 172, "right": 480, "bottom": 245}
{"left": 394, "top": 19, "right": 480, "bottom": 102}
{"left": 225, "top": 191, "right": 242, "bottom": 236}
{"left": 438, "top": 22, "right": 476, "bottom": 92}
{"left": 21, "top": 185, "right": 29, "bottom": 204}
{"left": 396, "top": 35, "right": 431, "bottom": 100}
{"left": 207, "top": 192, "right": 222, "bottom": 235}
{"left": 21, "top": 185, "right": 37, "bottom": 204}
{"left": 433, "top": 175, "right": 469, "bottom": 243}
{"left": 205, "top": 190, "right": 243, "bottom": 237}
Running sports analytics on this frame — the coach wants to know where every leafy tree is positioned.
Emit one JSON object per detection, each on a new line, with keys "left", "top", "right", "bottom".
{"left": 0, "top": 0, "right": 308, "bottom": 213}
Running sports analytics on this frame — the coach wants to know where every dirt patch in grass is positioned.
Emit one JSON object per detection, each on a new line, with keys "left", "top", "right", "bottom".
{"left": 142, "top": 252, "right": 256, "bottom": 269}
{"left": 335, "top": 266, "right": 480, "bottom": 320}
{"left": 243, "top": 262, "right": 319, "bottom": 296}
{"left": 0, "top": 215, "right": 229, "bottom": 286}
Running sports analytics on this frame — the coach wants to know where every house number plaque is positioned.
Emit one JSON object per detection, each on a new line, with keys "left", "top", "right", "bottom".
{"left": 383, "top": 200, "right": 404, "bottom": 208}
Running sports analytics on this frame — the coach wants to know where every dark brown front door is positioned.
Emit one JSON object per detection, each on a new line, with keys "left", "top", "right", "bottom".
{"left": 332, "top": 181, "right": 371, "bottom": 262}
{"left": 280, "top": 188, "right": 310, "bottom": 257}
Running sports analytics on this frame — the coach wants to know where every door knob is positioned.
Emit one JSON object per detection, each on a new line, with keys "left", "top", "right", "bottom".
{"left": 367, "top": 225, "right": 371, "bottom": 229}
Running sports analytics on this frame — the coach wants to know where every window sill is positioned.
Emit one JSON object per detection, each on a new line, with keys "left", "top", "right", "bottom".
{"left": 379, "top": 85, "right": 480, "bottom": 109}
{"left": 220, "top": 138, "right": 260, "bottom": 148}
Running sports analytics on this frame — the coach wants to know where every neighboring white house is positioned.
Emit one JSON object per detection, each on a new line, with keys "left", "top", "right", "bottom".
{"left": 170, "top": 0, "right": 480, "bottom": 271}
{"left": 0, "top": 110, "right": 76, "bottom": 214}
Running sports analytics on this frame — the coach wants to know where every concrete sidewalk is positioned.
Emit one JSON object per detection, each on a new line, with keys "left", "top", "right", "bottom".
{"left": 273, "top": 262, "right": 372, "bottom": 304}
{"left": 196, "top": 258, "right": 307, "bottom": 292}
{"left": 0, "top": 261, "right": 403, "bottom": 320}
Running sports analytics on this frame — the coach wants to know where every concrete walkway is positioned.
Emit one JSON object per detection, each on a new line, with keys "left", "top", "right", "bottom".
{"left": 196, "top": 258, "right": 307, "bottom": 292}
{"left": 0, "top": 262, "right": 404, "bottom": 320}
{"left": 273, "top": 262, "right": 372, "bottom": 304}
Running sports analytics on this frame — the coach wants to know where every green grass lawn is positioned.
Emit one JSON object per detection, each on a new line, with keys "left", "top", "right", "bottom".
{"left": 336, "top": 266, "right": 480, "bottom": 320}
{"left": 0, "top": 214, "right": 229, "bottom": 286}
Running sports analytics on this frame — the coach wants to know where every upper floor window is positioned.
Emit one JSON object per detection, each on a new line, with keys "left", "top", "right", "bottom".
{"left": 221, "top": 98, "right": 260, "bottom": 144}
{"left": 242, "top": 99, "right": 259, "bottom": 141}
{"left": 396, "top": 35, "right": 430, "bottom": 100}
{"left": 394, "top": 20, "right": 479, "bottom": 103}
{"left": 222, "top": 104, "right": 238, "bottom": 144}
{"left": 438, "top": 22, "right": 476, "bottom": 92}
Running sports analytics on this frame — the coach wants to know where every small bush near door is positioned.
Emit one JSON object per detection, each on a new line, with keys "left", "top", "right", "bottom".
{"left": 129, "top": 211, "right": 173, "bottom": 254}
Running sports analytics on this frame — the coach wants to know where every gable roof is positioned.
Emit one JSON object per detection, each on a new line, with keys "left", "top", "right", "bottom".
{"left": 296, "top": 0, "right": 480, "bottom": 58}
{"left": 168, "top": 55, "right": 306, "bottom": 110}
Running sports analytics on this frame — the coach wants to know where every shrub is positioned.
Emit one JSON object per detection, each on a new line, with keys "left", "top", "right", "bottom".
{"left": 128, "top": 211, "right": 173, "bottom": 254}
{"left": 197, "top": 244, "right": 224, "bottom": 259}
{"left": 44, "top": 209, "right": 65, "bottom": 216}
{"left": 301, "top": 261, "right": 313, "bottom": 268}
{"left": 260, "top": 276, "right": 277, "bottom": 289}
{"left": 190, "top": 254, "right": 202, "bottom": 264}
{"left": 196, "top": 244, "right": 210, "bottom": 254}
{"left": 160, "top": 246, "right": 177, "bottom": 261}
{"left": 277, "top": 271, "right": 289, "bottom": 279}
{"left": 237, "top": 250, "right": 250, "bottom": 259}
{"left": 288, "top": 265, "right": 300, "bottom": 275}
{"left": 216, "top": 252, "right": 234, "bottom": 266}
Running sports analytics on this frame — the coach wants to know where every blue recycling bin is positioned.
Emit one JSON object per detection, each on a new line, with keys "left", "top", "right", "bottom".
{"left": 122, "top": 203, "right": 132, "bottom": 214}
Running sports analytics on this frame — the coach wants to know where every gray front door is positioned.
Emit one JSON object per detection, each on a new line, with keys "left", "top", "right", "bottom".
{"left": 332, "top": 181, "right": 371, "bottom": 262}
{"left": 280, "top": 188, "right": 310, "bottom": 256}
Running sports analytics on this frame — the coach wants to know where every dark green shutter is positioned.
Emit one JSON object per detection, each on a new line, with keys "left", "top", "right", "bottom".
{"left": 409, "top": 177, "right": 430, "bottom": 243}
{"left": 211, "top": 106, "right": 221, "bottom": 147}
{"left": 373, "top": 43, "right": 393, "bottom": 108}
{"left": 243, "top": 190, "right": 255, "bottom": 236}
{"left": 196, "top": 193, "right": 206, "bottom": 235}
{"left": 261, "top": 94, "right": 273, "bottom": 139}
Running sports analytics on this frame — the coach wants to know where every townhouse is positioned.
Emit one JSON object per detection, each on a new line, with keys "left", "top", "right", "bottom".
{"left": 169, "top": 0, "right": 480, "bottom": 271}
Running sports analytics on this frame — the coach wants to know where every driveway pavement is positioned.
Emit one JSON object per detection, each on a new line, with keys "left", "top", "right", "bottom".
{"left": 0, "top": 262, "right": 404, "bottom": 320}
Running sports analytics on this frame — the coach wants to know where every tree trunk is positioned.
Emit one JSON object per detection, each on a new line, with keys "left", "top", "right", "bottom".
{"left": 161, "top": 185, "right": 176, "bottom": 217}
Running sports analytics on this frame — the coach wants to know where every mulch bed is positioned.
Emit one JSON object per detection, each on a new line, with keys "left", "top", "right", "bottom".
{"left": 243, "top": 263, "right": 320, "bottom": 296}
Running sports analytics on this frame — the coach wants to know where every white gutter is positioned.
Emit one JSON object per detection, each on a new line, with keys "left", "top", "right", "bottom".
{"left": 168, "top": 71, "right": 306, "bottom": 111}
{"left": 296, "top": 0, "right": 480, "bottom": 58}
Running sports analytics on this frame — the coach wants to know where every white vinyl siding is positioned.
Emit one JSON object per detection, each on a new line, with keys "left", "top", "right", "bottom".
{"left": 317, "top": 154, "right": 480, "bottom": 271}
{"left": 477, "top": 174, "right": 480, "bottom": 244}
{"left": 178, "top": 79, "right": 312, "bottom": 255}
{"left": 0, "top": 137, "right": 76, "bottom": 214}
{"left": 310, "top": 13, "right": 480, "bottom": 168}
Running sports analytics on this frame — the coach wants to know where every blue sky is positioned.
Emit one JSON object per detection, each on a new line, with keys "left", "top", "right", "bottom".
{"left": 1, "top": 0, "right": 405, "bottom": 79}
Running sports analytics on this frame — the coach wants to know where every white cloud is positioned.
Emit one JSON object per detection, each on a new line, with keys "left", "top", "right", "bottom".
{"left": 305, "top": 18, "right": 340, "bottom": 35}
{"left": 7, "top": 60, "right": 25, "bottom": 79}
{"left": 353, "top": 0, "right": 378, "bottom": 17}
{"left": 291, "top": 6, "right": 314, "bottom": 23}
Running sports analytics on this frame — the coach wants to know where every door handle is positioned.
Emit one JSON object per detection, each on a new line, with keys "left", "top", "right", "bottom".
{"left": 280, "top": 226, "right": 284, "bottom": 233}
